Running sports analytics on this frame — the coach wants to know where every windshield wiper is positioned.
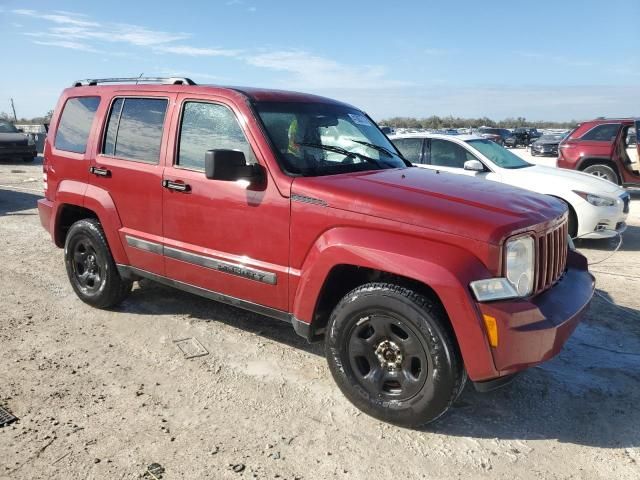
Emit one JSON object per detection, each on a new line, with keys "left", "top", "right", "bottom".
{"left": 347, "top": 139, "right": 396, "bottom": 158}
{"left": 297, "top": 142, "right": 385, "bottom": 168}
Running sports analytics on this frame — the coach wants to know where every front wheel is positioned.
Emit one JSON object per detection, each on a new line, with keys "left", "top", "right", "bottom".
{"left": 583, "top": 164, "right": 619, "bottom": 184}
{"left": 64, "top": 218, "right": 132, "bottom": 308}
{"left": 325, "top": 283, "right": 464, "bottom": 427}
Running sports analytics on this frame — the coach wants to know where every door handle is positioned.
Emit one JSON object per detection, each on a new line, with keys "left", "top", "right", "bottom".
{"left": 89, "top": 166, "right": 111, "bottom": 177}
{"left": 162, "top": 179, "right": 191, "bottom": 192}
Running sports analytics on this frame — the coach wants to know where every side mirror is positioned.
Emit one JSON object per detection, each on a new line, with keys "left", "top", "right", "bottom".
{"left": 205, "top": 149, "right": 265, "bottom": 184}
{"left": 16, "top": 128, "right": 24, "bottom": 133}
{"left": 464, "top": 159, "right": 485, "bottom": 172}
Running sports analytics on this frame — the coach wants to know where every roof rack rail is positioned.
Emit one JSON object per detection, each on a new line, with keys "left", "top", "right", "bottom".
{"left": 72, "top": 77, "right": 196, "bottom": 87}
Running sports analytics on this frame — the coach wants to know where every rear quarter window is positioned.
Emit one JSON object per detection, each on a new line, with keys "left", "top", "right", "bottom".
{"left": 54, "top": 97, "right": 100, "bottom": 153}
{"left": 580, "top": 124, "right": 621, "bottom": 142}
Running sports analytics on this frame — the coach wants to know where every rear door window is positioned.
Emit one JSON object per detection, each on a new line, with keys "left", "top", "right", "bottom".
{"left": 102, "top": 97, "right": 168, "bottom": 163}
{"left": 581, "top": 124, "right": 620, "bottom": 142}
{"left": 430, "top": 139, "right": 477, "bottom": 168}
{"left": 54, "top": 97, "right": 100, "bottom": 153}
{"left": 392, "top": 138, "right": 423, "bottom": 163}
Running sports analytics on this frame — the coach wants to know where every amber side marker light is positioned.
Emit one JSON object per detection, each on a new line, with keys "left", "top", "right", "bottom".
{"left": 483, "top": 314, "right": 499, "bottom": 348}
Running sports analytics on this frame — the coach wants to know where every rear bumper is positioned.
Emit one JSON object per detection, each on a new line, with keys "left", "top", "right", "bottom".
{"left": 476, "top": 253, "right": 594, "bottom": 378}
{"left": 37, "top": 198, "right": 54, "bottom": 235}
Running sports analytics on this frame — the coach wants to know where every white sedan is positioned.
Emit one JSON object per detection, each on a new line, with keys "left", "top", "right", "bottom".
{"left": 390, "top": 133, "right": 629, "bottom": 239}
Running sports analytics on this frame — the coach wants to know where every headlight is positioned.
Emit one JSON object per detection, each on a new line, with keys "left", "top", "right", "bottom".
{"left": 505, "top": 236, "right": 535, "bottom": 296}
{"left": 573, "top": 191, "right": 616, "bottom": 207}
{"left": 469, "top": 235, "right": 535, "bottom": 302}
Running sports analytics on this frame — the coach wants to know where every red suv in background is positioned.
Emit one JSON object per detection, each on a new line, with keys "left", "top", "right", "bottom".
{"left": 557, "top": 118, "right": 640, "bottom": 186}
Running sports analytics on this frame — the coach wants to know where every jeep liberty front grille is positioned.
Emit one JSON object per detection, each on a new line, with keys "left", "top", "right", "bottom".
{"left": 534, "top": 219, "right": 568, "bottom": 294}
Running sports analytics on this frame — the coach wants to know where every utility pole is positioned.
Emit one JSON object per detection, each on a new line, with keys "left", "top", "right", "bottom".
{"left": 10, "top": 98, "right": 17, "bottom": 122}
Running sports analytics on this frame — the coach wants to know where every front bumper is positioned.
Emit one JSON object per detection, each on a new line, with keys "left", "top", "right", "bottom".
{"left": 575, "top": 195, "right": 629, "bottom": 239}
{"left": 531, "top": 145, "right": 558, "bottom": 156}
{"left": 476, "top": 252, "right": 594, "bottom": 377}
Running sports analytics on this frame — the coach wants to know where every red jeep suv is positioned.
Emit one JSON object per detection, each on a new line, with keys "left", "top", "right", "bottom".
{"left": 38, "top": 77, "right": 594, "bottom": 427}
{"left": 557, "top": 118, "right": 640, "bottom": 186}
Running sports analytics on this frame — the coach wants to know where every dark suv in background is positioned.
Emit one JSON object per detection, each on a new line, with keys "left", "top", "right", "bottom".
{"left": 557, "top": 118, "right": 639, "bottom": 186}
{"left": 513, "top": 127, "right": 541, "bottom": 147}
{"left": 0, "top": 119, "right": 37, "bottom": 162}
{"left": 476, "top": 127, "right": 515, "bottom": 147}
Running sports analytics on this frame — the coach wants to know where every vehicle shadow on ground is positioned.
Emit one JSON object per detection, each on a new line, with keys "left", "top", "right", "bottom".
{"left": 0, "top": 156, "right": 42, "bottom": 166}
{"left": 432, "top": 289, "right": 640, "bottom": 449}
{"left": 124, "top": 278, "right": 640, "bottom": 449}
{"left": 0, "top": 188, "right": 42, "bottom": 216}
{"left": 121, "top": 279, "right": 324, "bottom": 357}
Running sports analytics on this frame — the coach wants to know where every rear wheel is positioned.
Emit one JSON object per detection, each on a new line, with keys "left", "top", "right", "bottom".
{"left": 583, "top": 164, "right": 619, "bottom": 185}
{"left": 325, "top": 283, "right": 464, "bottom": 427}
{"left": 64, "top": 218, "right": 132, "bottom": 308}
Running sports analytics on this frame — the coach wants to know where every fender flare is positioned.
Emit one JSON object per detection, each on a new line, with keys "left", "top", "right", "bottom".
{"left": 291, "top": 227, "right": 498, "bottom": 379}
{"left": 52, "top": 181, "right": 129, "bottom": 265}
{"left": 82, "top": 184, "right": 129, "bottom": 264}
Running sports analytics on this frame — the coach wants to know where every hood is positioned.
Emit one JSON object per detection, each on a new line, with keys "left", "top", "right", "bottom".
{"left": 292, "top": 167, "right": 566, "bottom": 245}
{"left": 0, "top": 133, "right": 28, "bottom": 144}
{"left": 503, "top": 165, "right": 624, "bottom": 196}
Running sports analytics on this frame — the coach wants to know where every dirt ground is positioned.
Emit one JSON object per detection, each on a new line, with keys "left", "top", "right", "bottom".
{"left": 1, "top": 153, "right": 639, "bottom": 480}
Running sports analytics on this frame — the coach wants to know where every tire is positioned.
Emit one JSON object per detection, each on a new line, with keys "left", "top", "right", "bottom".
{"left": 583, "top": 164, "right": 619, "bottom": 184}
{"left": 325, "top": 283, "right": 464, "bottom": 427}
{"left": 64, "top": 218, "right": 132, "bottom": 308}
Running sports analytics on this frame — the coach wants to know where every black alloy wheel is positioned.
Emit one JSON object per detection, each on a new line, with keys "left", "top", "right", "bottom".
{"left": 64, "top": 218, "right": 132, "bottom": 308}
{"left": 70, "top": 235, "right": 104, "bottom": 296}
{"left": 326, "top": 283, "right": 465, "bottom": 427}
{"left": 346, "top": 313, "right": 430, "bottom": 402}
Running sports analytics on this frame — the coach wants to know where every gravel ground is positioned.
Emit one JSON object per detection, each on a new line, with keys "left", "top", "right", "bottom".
{"left": 0, "top": 155, "right": 639, "bottom": 480}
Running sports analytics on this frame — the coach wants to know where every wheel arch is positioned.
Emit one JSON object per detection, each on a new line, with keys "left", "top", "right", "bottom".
{"left": 548, "top": 195, "right": 578, "bottom": 237}
{"left": 291, "top": 228, "right": 498, "bottom": 380}
{"left": 577, "top": 157, "right": 622, "bottom": 185}
{"left": 52, "top": 184, "right": 128, "bottom": 264}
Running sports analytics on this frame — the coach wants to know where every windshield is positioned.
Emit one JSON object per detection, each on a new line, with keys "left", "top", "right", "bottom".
{"left": 0, "top": 120, "right": 19, "bottom": 133}
{"left": 467, "top": 139, "right": 532, "bottom": 169}
{"left": 538, "top": 134, "right": 562, "bottom": 142}
{"left": 254, "top": 102, "right": 407, "bottom": 176}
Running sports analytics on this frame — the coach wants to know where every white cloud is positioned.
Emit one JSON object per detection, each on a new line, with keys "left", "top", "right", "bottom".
{"left": 33, "top": 40, "right": 99, "bottom": 53}
{"left": 246, "top": 50, "right": 411, "bottom": 89}
{"left": 154, "top": 45, "right": 240, "bottom": 57}
{"left": 13, "top": 9, "right": 99, "bottom": 27}
{"left": 14, "top": 9, "right": 410, "bottom": 92}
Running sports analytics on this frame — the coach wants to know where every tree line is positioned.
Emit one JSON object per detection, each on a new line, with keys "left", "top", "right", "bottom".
{"left": 0, "top": 110, "right": 54, "bottom": 125}
{"left": 379, "top": 115, "right": 578, "bottom": 129}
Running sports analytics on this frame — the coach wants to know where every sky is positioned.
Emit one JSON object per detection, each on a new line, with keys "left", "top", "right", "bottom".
{"left": 0, "top": 0, "right": 638, "bottom": 121}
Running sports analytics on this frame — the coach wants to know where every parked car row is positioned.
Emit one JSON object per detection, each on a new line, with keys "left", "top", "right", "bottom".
{"left": 0, "top": 119, "right": 37, "bottom": 162}
{"left": 38, "top": 77, "right": 596, "bottom": 428}
{"left": 391, "top": 132, "right": 629, "bottom": 240}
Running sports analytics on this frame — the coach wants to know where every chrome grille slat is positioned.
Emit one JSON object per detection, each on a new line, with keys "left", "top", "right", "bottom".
{"left": 533, "top": 218, "right": 568, "bottom": 295}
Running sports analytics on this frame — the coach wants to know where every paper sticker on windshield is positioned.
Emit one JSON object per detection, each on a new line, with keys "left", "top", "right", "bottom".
{"left": 348, "top": 113, "right": 373, "bottom": 127}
